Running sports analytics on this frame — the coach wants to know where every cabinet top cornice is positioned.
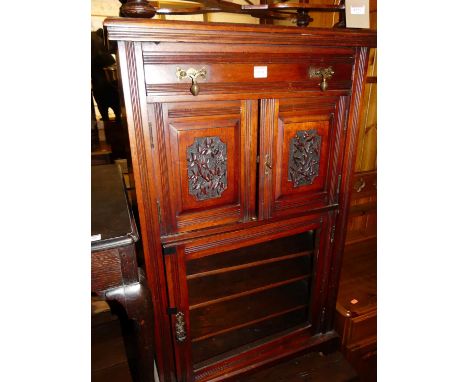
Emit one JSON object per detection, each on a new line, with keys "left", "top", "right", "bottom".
{"left": 103, "top": 18, "right": 376, "bottom": 48}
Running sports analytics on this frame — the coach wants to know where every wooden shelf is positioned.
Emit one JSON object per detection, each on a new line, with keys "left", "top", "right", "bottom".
{"left": 187, "top": 231, "right": 316, "bottom": 365}
{"left": 190, "top": 275, "right": 310, "bottom": 310}
{"left": 192, "top": 304, "right": 308, "bottom": 343}
{"left": 187, "top": 251, "right": 311, "bottom": 280}
{"left": 188, "top": 254, "right": 311, "bottom": 308}
{"left": 190, "top": 280, "right": 310, "bottom": 341}
{"left": 186, "top": 231, "right": 315, "bottom": 276}
{"left": 192, "top": 309, "right": 308, "bottom": 365}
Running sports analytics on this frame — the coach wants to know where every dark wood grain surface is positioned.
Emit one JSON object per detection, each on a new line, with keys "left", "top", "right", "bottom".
{"left": 104, "top": 18, "right": 377, "bottom": 47}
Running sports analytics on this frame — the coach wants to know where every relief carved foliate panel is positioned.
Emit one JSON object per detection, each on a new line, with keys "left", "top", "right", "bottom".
{"left": 288, "top": 129, "right": 321, "bottom": 187}
{"left": 187, "top": 136, "right": 228, "bottom": 200}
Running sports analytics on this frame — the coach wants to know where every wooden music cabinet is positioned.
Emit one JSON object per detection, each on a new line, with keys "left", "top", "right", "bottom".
{"left": 104, "top": 18, "right": 376, "bottom": 382}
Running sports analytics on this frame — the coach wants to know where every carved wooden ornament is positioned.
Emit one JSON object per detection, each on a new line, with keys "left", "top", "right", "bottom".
{"left": 288, "top": 129, "right": 321, "bottom": 187}
{"left": 187, "top": 136, "right": 228, "bottom": 200}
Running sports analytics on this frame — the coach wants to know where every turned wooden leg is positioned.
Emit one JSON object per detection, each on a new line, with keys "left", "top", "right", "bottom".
{"left": 119, "top": 0, "right": 156, "bottom": 18}
{"left": 132, "top": 270, "right": 155, "bottom": 382}
{"left": 105, "top": 269, "right": 155, "bottom": 382}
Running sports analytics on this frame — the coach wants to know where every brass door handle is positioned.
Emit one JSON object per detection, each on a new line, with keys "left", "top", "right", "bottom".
{"left": 176, "top": 67, "right": 207, "bottom": 96}
{"left": 309, "top": 66, "right": 334, "bottom": 91}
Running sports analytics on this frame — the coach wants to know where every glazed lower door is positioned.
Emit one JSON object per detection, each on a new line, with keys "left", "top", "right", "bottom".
{"left": 163, "top": 218, "right": 330, "bottom": 382}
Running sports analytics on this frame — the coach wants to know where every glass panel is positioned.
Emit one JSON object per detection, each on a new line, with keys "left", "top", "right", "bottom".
{"left": 186, "top": 231, "right": 316, "bottom": 366}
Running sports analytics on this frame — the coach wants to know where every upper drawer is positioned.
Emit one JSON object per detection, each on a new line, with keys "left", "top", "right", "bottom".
{"left": 142, "top": 44, "right": 355, "bottom": 97}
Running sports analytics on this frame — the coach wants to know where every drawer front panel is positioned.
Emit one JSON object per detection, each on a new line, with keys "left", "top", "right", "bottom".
{"left": 348, "top": 311, "right": 377, "bottom": 345}
{"left": 346, "top": 337, "right": 377, "bottom": 382}
{"left": 143, "top": 49, "right": 354, "bottom": 97}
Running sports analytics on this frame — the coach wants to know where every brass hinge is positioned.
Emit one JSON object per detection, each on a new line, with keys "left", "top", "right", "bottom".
{"left": 148, "top": 122, "right": 154, "bottom": 148}
{"left": 330, "top": 225, "right": 336, "bottom": 243}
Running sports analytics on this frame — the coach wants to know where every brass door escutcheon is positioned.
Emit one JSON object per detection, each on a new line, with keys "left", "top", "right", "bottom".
{"left": 175, "top": 312, "right": 187, "bottom": 343}
{"left": 176, "top": 67, "right": 207, "bottom": 96}
{"left": 309, "top": 66, "right": 334, "bottom": 91}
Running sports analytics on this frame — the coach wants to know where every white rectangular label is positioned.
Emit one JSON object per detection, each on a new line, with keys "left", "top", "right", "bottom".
{"left": 351, "top": 5, "right": 365, "bottom": 14}
{"left": 254, "top": 66, "right": 268, "bottom": 78}
{"left": 91, "top": 234, "right": 102, "bottom": 242}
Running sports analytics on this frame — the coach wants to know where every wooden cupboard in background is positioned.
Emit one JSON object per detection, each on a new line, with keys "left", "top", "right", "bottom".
{"left": 335, "top": 49, "right": 376, "bottom": 381}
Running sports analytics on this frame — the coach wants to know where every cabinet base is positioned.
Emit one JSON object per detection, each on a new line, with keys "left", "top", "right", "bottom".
{"left": 195, "top": 330, "right": 341, "bottom": 382}
{"left": 229, "top": 349, "right": 357, "bottom": 382}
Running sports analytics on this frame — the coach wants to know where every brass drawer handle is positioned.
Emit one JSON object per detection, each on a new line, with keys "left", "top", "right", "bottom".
{"left": 309, "top": 66, "right": 335, "bottom": 91}
{"left": 175, "top": 311, "right": 187, "bottom": 343}
{"left": 176, "top": 67, "right": 207, "bottom": 96}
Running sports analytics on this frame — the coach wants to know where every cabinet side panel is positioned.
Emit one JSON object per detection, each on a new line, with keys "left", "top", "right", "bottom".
{"left": 324, "top": 47, "right": 371, "bottom": 332}
{"left": 117, "top": 40, "right": 176, "bottom": 382}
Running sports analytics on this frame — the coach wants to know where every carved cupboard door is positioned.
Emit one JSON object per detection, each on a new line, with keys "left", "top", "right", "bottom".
{"left": 258, "top": 96, "right": 349, "bottom": 220}
{"left": 148, "top": 100, "right": 258, "bottom": 234}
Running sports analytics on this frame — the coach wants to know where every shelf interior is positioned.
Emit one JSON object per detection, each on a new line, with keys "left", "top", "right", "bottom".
{"left": 186, "top": 230, "right": 316, "bottom": 365}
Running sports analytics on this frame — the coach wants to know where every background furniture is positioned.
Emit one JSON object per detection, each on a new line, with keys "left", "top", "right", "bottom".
{"left": 91, "top": 164, "right": 155, "bottom": 382}
{"left": 338, "top": 34, "right": 377, "bottom": 381}
{"left": 104, "top": 18, "right": 375, "bottom": 382}
{"left": 120, "top": 0, "right": 347, "bottom": 27}
{"left": 336, "top": 239, "right": 376, "bottom": 381}
{"left": 345, "top": 44, "right": 377, "bottom": 246}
